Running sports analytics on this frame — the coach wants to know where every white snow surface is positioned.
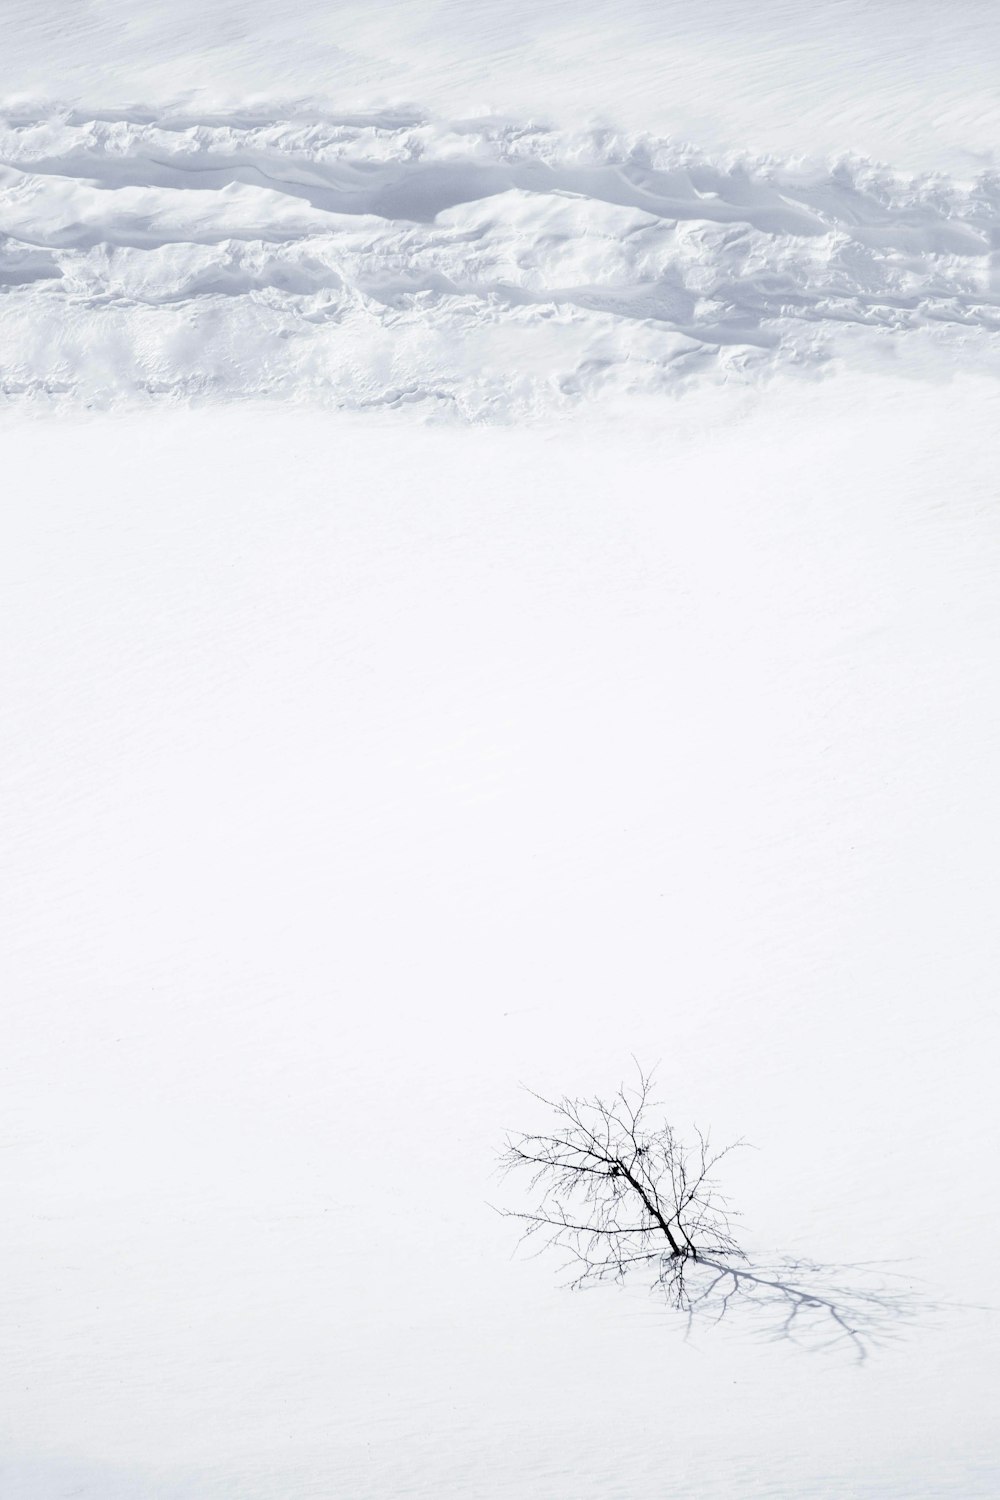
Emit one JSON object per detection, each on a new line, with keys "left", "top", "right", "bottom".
{"left": 4, "top": 385, "right": 1000, "bottom": 1498}
{"left": 4, "top": 3, "right": 1000, "bottom": 1498}
{"left": 3, "top": 0, "right": 1000, "bottom": 413}
{"left": 2, "top": 110, "right": 999, "bottom": 412}
{"left": 6, "top": 0, "right": 1000, "bottom": 176}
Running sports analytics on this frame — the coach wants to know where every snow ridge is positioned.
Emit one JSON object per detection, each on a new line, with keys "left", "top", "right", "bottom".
{"left": 2, "top": 111, "right": 999, "bottom": 414}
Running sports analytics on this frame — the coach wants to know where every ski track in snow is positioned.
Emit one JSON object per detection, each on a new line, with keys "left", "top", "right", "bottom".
{"left": 2, "top": 110, "right": 999, "bottom": 414}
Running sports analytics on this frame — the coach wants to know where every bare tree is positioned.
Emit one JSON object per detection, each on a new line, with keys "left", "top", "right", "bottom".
{"left": 498, "top": 1063, "right": 919, "bottom": 1362}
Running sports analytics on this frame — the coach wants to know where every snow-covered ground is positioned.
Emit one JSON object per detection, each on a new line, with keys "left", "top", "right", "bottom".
{"left": 5, "top": 384, "right": 1000, "bottom": 1498}
{"left": 3, "top": 111, "right": 999, "bottom": 411}
{"left": 3, "top": 1, "right": 1000, "bottom": 410}
{"left": 6, "top": 0, "right": 1000, "bottom": 175}
{"left": 3, "top": 4, "right": 1000, "bottom": 1498}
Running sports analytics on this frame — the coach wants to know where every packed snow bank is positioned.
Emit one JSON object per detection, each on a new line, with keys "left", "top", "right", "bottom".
{"left": 3, "top": 379, "right": 1000, "bottom": 1497}
{"left": 2, "top": 112, "right": 999, "bottom": 412}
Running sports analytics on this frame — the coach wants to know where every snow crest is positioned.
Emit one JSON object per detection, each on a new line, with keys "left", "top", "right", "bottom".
{"left": 2, "top": 110, "right": 999, "bottom": 414}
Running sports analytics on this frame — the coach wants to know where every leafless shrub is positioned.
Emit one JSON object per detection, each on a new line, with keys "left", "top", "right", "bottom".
{"left": 498, "top": 1063, "right": 919, "bottom": 1362}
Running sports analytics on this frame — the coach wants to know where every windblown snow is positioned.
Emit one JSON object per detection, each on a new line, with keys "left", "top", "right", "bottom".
{"left": 4, "top": 1, "right": 1000, "bottom": 1496}
{"left": 3, "top": 111, "right": 999, "bottom": 412}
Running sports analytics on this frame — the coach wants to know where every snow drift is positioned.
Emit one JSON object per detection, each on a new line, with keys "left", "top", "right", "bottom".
{"left": 2, "top": 111, "right": 999, "bottom": 412}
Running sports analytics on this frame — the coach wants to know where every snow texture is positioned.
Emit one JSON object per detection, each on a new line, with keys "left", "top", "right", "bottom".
{"left": 2, "top": 112, "right": 999, "bottom": 412}
{"left": 3, "top": 2, "right": 1000, "bottom": 1498}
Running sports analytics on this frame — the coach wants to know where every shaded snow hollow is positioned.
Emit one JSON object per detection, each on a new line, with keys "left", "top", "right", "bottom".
{"left": 2, "top": 111, "right": 999, "bottom": 413}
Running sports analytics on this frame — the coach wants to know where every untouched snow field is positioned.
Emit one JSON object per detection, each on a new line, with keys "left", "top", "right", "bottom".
{"left": 3, "top": 2, "right": 1000, "bottom": 1498}
{"left": 4, "top": 384, "right": 1000, "bottom": 1498}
